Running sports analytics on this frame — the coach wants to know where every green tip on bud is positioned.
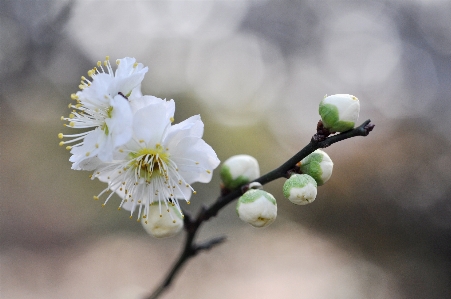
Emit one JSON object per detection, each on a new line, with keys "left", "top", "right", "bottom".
{"left": 141, "top": 204, "right": 183, "bottom": 238}
{"left": 220, "top": 155, "right": 260, "bottom": 190}
{"left": 319, "top": 94, "right": 360, "bottom": 132}
{"left": 299, "top": 149, "right": 333, "bottom": 186}
{"left": 283, "top": 174, "right": 317, "bottom": 205}
{"left": 236, "top": 189, "right": 277, "bottom": 228}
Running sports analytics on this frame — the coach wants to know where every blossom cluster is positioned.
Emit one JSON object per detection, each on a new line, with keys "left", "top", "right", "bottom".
{"left": 59, "top": 57, "right": 220, "bottom": 237}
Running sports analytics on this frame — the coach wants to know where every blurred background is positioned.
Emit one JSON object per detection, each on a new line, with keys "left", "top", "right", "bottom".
{"left": 1, "top": 0, "right": 451, "bottom": 298}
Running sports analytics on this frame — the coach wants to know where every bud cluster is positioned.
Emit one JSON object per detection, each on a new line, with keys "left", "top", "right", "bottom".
{"left": 221, "top": 94, "right": 360, "bottom": 228}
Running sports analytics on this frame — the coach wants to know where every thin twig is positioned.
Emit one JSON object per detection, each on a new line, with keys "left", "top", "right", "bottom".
{"left": 144, "top": 120, "right": 374, "bottom": 299}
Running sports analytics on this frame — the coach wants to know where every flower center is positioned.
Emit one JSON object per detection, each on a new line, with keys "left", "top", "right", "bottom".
{"left": 129, "top": 145, "right": 170, "bottom": 181}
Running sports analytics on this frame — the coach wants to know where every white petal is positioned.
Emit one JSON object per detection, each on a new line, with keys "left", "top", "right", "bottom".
{"left": 133, "top": 102, "right": 171, "bottom": 146}
{"left": 171, "top": 137, "right": 220, "bottom": 183}
{"left": 106, "top": 94, "right": 133, "bottom": 148}
{"left": 108, "top": 72, "right": 147, "bottom": 97}
{"left": 70, "top": 128, "right": 108, "bottom": 169}
{"left": 164, "top": 115, "right": 204, "bottom": 149}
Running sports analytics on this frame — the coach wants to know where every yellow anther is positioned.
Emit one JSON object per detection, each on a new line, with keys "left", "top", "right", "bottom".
{"left": 116, "top": 59, "right": 120, "bottom": 65}
{"left": 89, "top": 175, "right": 92, "bottom": 178}
{"left": 87, "top": 69, "right": 94, "bottom": 77}
{"left": 105, "top": 56, "right": 110, "bottom": 61}
{"left": 129, "top": 215, "right": 133, "bottom": 219}
{"left": 195, "top": 162, "right": 199, "bottom": 165}
{"left": 69, "top": 113, "right": 74, "bottom": 119}
{"left": 187, "top": 201, "right": 191, "bottom": 205}
{"left": 66, "top": 146, "right": 71, "bottom": 150}
{"left": 97, "top": 61, "right": 101, "bottom": 67}
{"left": 75, "top": 103, "right": 82, "bottom": 108}
{"left": 68, "top": 103, "right": 72, "bottom": 108}
{"left": 172, "top": 220, "right": 176, "bottom": 223}
{"left": 60, "top": 116, "right": 64, "bottom": 120}
{"left": 142, "top": 215, "right": 147, "bottom": 219}
{"left": 93, "top": 196, "right": 99, "bottom": 200}
{"left": 81, "top": 76, "right": 86, "bottom": 81}
{"left": 193, "top": 191, "right": 197, "bottom": 194}
{"left": 145, "top": 221, "right": 148, "bottom": 224}
{"left": 117, "top": 207, "right": 121, "bottom": 210}
{"left": 70, "top": 93, "right": 78, "bottom": 100}
{"left": 133, "top": 62, "right": 138, "bottom": 68}
{"left": 58, "top": 133, "right": 63, "bottom": 139}
{"left": 79, "top": 84, "right": 84, "bottom": 89}
{"left": 159, "top": 214, "right": 163, "bottom": 218}
{"left": 95, "top": 143, "right": 99, "bottom": 148}
{"left": 101, "top": 204, "right": 105, "bottom": 207}
{"left": 59, "top": 141, "right": 64, "bottom": 146}
{"left": 85, "top": 152, "right": 90, "bottom": 157}
{"left": 136, "top": 219, "right": 140, "bottom": 222}
{"left": 206, "top": 170, "right": 211, "bottom": 174}
{"left": 139, "top": 139, "right": 144, "bottom": 143}
{"left": 69, "top": 121, "right": 75, "bottom": 127}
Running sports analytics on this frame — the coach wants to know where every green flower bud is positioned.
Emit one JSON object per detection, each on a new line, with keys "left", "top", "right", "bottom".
{"left": 299, "top": 149, "right": 333, "bottom": 186}
{"left": 236, "top": 189, "right": 277, "bottom": 228}
{"left": 141, "top": 203, "right": 184, "bottom": 238}
{"left": 283, "top": 174, "right": 317, "bottom": 205}
{"left": 220, "top": 155, "right": 260, "bottom": 190}
{"left": 319, "top": 94, "right": 360, "bottom": 132}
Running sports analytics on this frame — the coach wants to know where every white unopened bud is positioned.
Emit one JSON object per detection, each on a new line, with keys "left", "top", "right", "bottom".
{"left": 141, "top": 203, "right": 184, "bottom": 238}
{"left": 283, "top": 174, "right": 317, "bottom": 205}
{"left": 236, "top": 189, "right": 277, "bottom": 228}
{"left": 319, "top": 94, "right": 360, "bottom": 132}
{"left": 299, "top": 149, "right": 333, "bottom": 186}
{"left": 220, "top": 155, "right": 260, "bottom": 190}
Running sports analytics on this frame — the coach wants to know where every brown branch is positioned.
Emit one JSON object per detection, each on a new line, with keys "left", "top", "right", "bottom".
{"left": 144, "top": 119, "right": 375, "bottom": 299}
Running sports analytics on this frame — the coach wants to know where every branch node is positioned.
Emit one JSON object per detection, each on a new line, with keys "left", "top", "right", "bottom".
{"left": 194, "top": 236, "right": 227, "bottom": 255}
{"left": 364, "top": 123, "right": 375, "bottom": 135}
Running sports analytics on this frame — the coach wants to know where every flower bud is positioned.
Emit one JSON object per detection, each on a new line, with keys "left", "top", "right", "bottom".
{"left": 299, "top": 149, "right": 333, "bottom": 186}
{"left": 141, "top": 203, "right": 184, "bottom": 238}
{"left": 220, "top": 155, "right": 260, "bottom": 190}
{"left": 236, "top": 189, "right": 277, "bottom": 228}
{"left": 319, "top": 94, "right": 360, "bottom": 132}
{"left": 283, "top": 174, "right": 317, "bottom": 205}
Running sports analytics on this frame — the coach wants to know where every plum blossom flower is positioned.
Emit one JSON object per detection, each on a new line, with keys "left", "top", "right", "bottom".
{"left": 236, "top": 189, "right": 277, "bottom": 228}
{"left": 220, "top": 154, "right": 260, "bottom": 190}
{"left": 91, "top": 100, "right": 220, "bottom": 220}
{"left": 319, "top": 94, "right": 360, "bottom": 133}
{"left": 141, "top": 203, "right": 184, "bottom": 238}
{"left": 59, "top": 56, "right": 148, "bottom": 169}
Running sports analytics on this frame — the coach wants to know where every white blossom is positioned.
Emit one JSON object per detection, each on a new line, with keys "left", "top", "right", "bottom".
{"left": 319, "top": 94, "right": 360, "bottom": 132}
{"left": 283, "top": 174, "right": 317, "bottom": 205}
{"left": 298, "top": 149, "right": 333, "bottom": 186}
{"left": 91, "top": 100, "right": 220, "bottom": 220}
{"left": 141, "top": 203, "right": 184, "bottom": 238}
{"left": 236, "top": 189, "right": 277, "bottom": 228}
{"left": 220, "top": 154, "right": 260, "bottom": 190}
{"left": 59, "top": 57, "right": 148, "bottom": 169}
